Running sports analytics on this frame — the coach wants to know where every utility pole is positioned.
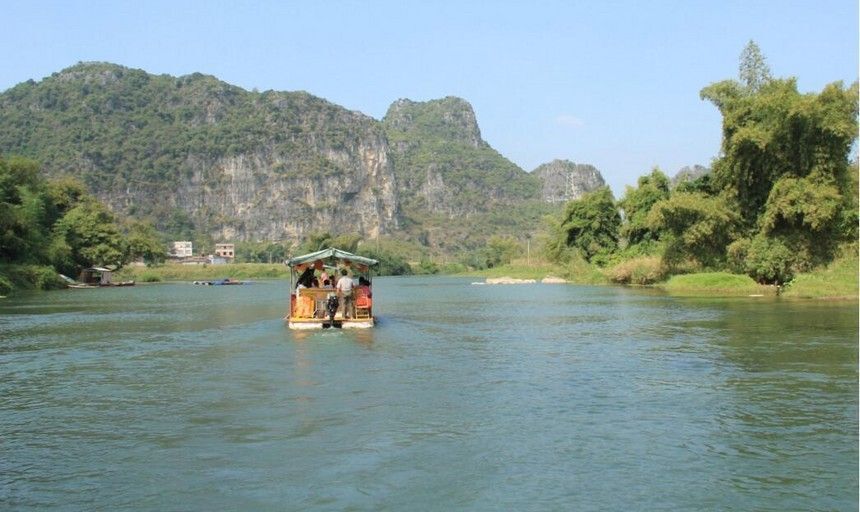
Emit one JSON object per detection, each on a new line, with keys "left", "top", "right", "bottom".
{"left": 526, "top": 234, "right": 531, "bottom": 267}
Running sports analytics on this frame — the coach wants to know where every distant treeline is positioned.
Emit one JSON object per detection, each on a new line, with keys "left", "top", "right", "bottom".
{"left": 545, "top": 42, "right": 858, "bottom": 285}
{"left": 0, "top": 156, "right": 164, "bottom": 294}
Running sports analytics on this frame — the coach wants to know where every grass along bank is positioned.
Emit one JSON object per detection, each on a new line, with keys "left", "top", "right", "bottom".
{"left": 658, "top": 272, "right": 776, "bottom": 297}
{"left": 782, "top": 250, "right": 858, "bottom": 299}
{"left": 115, "top": 263, "right": 288, "bottom": 282}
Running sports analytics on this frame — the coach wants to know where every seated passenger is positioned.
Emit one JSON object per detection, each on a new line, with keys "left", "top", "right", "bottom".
{"left": 355, "top": 277, "right": 372, "bottom": 309}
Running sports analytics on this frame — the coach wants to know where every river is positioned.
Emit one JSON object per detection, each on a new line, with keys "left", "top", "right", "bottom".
{"left": 0, "top": 277, "right": 856, "bottom": 511}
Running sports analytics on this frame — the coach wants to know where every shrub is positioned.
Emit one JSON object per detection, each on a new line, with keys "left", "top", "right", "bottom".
{"left": 0, "top": 275, "right": 12, "bottom": 296}
{"left": 139, "top": 271, "right": 163, "bottom": 282}
{"left": 606, "top": 256, "right": 667, "bottom": 285}
{"left": 741, "top": 236, "right": 796, "bottom": 284}
{"left": 26, "top": 265, "right": 65, "bottom": 290}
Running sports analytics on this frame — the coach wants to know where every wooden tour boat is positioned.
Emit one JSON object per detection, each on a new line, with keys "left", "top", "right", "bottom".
{"left": 285, "top": 248, "right": 377, "bottom": 329}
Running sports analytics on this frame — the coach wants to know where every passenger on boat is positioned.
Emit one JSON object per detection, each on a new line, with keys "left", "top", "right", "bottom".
{"left": 356, "top": 277, "right": 372, "bottom": 307}
{"left": 296, "top": 267, "right": 315, "bottom": 289}
{"left": 295, "top": 268, "right": 316, "bottom": 317}
{"left": 315, "top": 279, "right": 334, "bottom": 318}
{"left": 336, "top": 269, "right": 355, "bottom": 319}
{"left": 354, "top": 277, "right": 372, "bottom": 318}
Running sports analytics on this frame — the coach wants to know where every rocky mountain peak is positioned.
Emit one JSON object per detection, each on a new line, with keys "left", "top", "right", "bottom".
{"left": 383, "top": 96, "right": 483, "bottom": 148}
{"left": 532, "top": 159, "right": 606, "bottom": 203}
{"left": 671, "top": 164, "right": 710, "bottom": 187}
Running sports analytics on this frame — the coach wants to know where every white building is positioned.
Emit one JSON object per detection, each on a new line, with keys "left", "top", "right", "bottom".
{"left": 171, "top": 241, "right": 193, "bottom": 258}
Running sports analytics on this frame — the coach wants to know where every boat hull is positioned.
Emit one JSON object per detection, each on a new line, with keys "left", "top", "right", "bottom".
{"left": 288, "top": 317, "right": 374, "bottom": 329}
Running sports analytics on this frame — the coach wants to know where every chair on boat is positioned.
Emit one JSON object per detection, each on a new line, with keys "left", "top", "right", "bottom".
{"left": 354, "top": 288, "right": 372, "bottom": 319}
{"left": 296, "top": 295, "right": 315, "bottom": 318}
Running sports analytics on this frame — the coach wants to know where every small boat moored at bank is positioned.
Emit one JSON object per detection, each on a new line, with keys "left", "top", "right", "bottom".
{"left": 66, "top": 267, "right": 135, "bottom": 288}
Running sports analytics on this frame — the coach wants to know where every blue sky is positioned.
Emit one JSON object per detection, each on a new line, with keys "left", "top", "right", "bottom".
{"left": 3, "top": 0, "right": 857, "bottom": 196}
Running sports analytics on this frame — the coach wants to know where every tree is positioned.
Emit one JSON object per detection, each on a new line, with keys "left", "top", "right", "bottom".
{"left": 738, "top": 40, "right": 771, "bottom": 92}
{"left": 618, "top": 168, "right": 670, "bottom": 250}
{"left": 51, "top": 199, "right": 126, "bottom": 274}
{"left": 701, "top": 75, "right": 857, "bottom": 224}
{"left": 482, "top": 235, "right": 522, "bottom": 268}
{"left": 124, "top": 219, "right": 167, "bottom": 265}
{"left": 551, "top": 187, "right": 620, "bottom": 265}
{"left": 0, "top": 156, "right": 49, "bottom": 263}
{"left": 700, "top": 44, "right": 857, "bottom": 281}
{"left": 647, "top": 192, "right": 740, "bottom": 269}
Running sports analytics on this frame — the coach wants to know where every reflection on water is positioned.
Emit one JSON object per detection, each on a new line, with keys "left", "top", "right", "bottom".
{"left": 0, "top": 278, "right": 856, "bottom": 511}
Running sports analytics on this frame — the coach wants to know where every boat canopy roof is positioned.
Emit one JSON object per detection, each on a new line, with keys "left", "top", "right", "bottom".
{"left": 84, "top": 267, "right": 112, "bottom": 273}
{"left": 285, "top": 248, "right": 378, "bottom": 268}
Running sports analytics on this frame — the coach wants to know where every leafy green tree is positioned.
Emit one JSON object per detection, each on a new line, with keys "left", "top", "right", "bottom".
{"left": 51, "top": 199, "right": 126, "bottom": 274}
{"left": 700, "top": 43, "right": 857, "bottom": 281}
{"left": 124, "top": 219, "right": 167, "bottom": 265}
{"left": 354, "top": 247, "right": 413, "bottom": 276}
{"left": 728, "top": 235, "right": 797, "bottom": 284}
{"left": 673, "top": 173, "right": 715, "bottom": 195}
{"left": 738, "top": 40, "right": 772, "bottom": 92}
{"left": 0, "top": 156, "right": 49, "bottom": 263}
{"left": 483, "top": 235, "right": 522, "bottom": 268}
{"left": 296, "top": 232, "right": 335, "bottom": 254}
{"left": 550, "top": 187, "right": 620, "bottom": 265}
{"left": 45, "top": 177, "right": 88, "bottom": 226}
{"left": 701, "top": 77, "right": 858, "bottom": 224}
{"left": 235, "top": 240, "right": 291, "bottom": 263}
{"left": 647, "top": 192, "right": 740, "bottom": 269}
{"left": 618, "top": 168, "right": 670, "bottom": 250}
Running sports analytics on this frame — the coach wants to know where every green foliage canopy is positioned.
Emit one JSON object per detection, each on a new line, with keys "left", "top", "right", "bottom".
{"left": 647, "top": 192, "right": 740, "bottom": 269}
{"left": 700, "top": 77, "right": 858, "bottom": 223}
{"left": 0, "top": 154, "right": 165, "bottom": 286}
{"left": 618, "top": 168, "right": 670, "bottom": 250}
{"left": 550, "top": 187, "right": 620, "bottom": 266}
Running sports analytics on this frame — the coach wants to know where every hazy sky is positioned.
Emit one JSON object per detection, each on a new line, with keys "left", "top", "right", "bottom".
{"left": 3, "top": 0, "right": 857, "bottom": 195}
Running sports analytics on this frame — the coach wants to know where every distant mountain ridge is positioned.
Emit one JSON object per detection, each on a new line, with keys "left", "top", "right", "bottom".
{"left": 532, "top": 160, "right": 606, "bottom": 203}
{"left": 0, "top": 62, "right": 610, "bottom": 251}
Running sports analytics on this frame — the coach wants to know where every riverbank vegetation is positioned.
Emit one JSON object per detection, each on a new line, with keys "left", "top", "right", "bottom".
{"left": 1, "top": 43, "right": 855, "bottom": 300}
{"left": 0, "top": 155, "right": 165, "bottom": 295}
{"left": 114, "top": 263, "right": 287, "bottom": 283}
{"left": 781, "top": 246, "right": 859, "bottom": 299}
{"left": 537, "top": 42, "right": 857, "bottom": 297}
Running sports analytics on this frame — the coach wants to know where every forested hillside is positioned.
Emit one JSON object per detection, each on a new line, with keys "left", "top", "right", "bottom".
{"left": 0, "top": 62, "right": 400, "bottom": 244}
{"left": 0, "top": 62, "right": 606, "bottom": 261}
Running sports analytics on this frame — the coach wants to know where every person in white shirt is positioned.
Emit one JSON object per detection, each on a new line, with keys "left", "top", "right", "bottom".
{"left": 336, "top": 269, "right": 355, "bottom": 319}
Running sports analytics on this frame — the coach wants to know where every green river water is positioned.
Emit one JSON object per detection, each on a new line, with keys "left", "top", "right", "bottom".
{"left": 0, "top": 276, "right": 857, "bottom": 511}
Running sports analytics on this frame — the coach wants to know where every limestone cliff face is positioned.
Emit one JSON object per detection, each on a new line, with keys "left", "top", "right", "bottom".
{"left": 532, "top": 159, "right": 606, "bottom": 203}
{"left": 0, "top": 63, "right": 572, "bottom": 250}
{"left": 0, "top": 63, "right": 399, "bottom": 242}
{"left": 174, "top": 131, "right": 398, "bottom": 242}
{"left": 382, "top": 96, "right": 541, "bottom": 219}
{"left": 168, "top": 97, "right": 400, "bottom": 241}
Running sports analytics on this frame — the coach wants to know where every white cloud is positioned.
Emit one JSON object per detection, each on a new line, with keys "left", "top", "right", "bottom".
{"left": 555, "top": 114, "right": 584, "bottom": 128}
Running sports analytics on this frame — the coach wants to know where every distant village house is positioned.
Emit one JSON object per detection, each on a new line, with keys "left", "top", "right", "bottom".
{"left": 171, "top": 241, "right": 193, "bottom": 258}
{"left": 214, "top": 243, "right": 235, "bottom": 260}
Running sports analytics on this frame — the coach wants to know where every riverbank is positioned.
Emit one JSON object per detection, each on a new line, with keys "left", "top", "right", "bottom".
{"left": 114, "top": 263, "right": 288, "bottom": 283}
{"left": 781, "top": 251, "right": 859, "bottom": 299}
{"left": 5, "top": 253, "right": 855, "bottom": 300}
{"left": 464, "top": 253, "right": 857, "bottom": 300}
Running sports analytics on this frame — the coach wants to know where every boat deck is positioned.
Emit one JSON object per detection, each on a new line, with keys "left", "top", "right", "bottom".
{"left": 288, "top": 287, "right": 373, "bottom": 329}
